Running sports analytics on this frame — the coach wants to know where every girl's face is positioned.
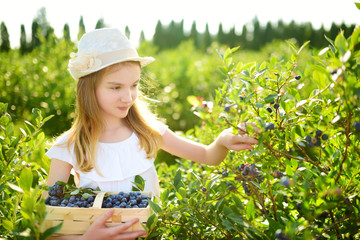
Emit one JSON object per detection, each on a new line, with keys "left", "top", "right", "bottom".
{"left": 95, "top": 62, "right": 141, "bottom": 124}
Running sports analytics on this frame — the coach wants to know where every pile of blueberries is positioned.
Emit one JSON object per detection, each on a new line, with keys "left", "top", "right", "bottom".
{"left": 45, "top": 182, "right": 95, "bottom": 208}
{"left": 101, "top": 192, "right": 150, "bottom": 209}
{"left": 305, "top": 129, "right": 328, "bottom": 148}
{"left": 236, "top": 163, "right": 264, "bottom": 195}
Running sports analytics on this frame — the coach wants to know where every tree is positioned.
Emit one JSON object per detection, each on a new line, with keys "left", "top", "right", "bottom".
{"left": 239, "top": 25, "right": 248, "bottom": 48}
{"left": 203, "top": 23, "right": 212, "bottom": 51}
{"left": 95, "top": 18, "right": 106, "bottom": 29}
{"left": 20, "top": 24, "right": 27, "bottom": 54}
{"left": 63, "top": 23, "right": 70, "bottom": 41}
{"left": 252, "top": 17, "right": 262, "bottom": 50}
{"left": 190, "top": 21, "right": 199, "bottom": 47}
{"left": 0, "top": 22, "right": 10, "bottom": 52}
{"left": 153, "top": 20, "right": 164, "bottom": 50}
{"left": 263, "top": 22, "right": 274, "bottom": 44}
{"left": 31, "top": 19, "right": 40, "bottom": 49}
{"left": 217, "top": 23, "right": 226, "bottom": 45}
{"left": 139, "top": 30, "right": 145, "bottom": 44}
{"left": 78, "top": 16, "right": 86, "bottom": 40}
{"left": 125, "top": 26, "right": 130, "bottom": 39}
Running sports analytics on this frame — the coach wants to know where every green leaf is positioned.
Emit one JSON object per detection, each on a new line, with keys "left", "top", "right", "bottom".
{"left": 82, "top": 193, "right": 93, "bottom": 199}
{"left": 297, "top": 40, "right": 310, "bottom": 55}
{"left": 2, "top": 219, "right": 14, "bottom": 231}
{"left": 19, "top": 167, "right": 33, "bottom": 192}
{"left": 286, "top": 164, "right": 294, "bottom": 176}
{"left": 186, "top": 95, "right": 201, "bottom": 107}
{"left": 70, "top": 189, "right": 79, "bottom": 195}
{"left": 42, "top": 222, "right": 63, "bottom": 239}
{"left": 286, "top": 40, "right": 298, "bottom": 55}
{"left": 174, "top": 170, "right": 182, "bottom": 189}
{"left": 246, "top": 200, "right": 255, "bottom": 220}
{"left": 334, "top": 31, "right": 348, "bottom": 54}
{"left": 355, "top": 2, "right": 360, "bottom": 10}
{"left": 7, "top": 182, "right": 24, "bottom": 193}
{"left": 264, "top": 94, "right": 278, "bottom": 103}
{"left": 149, "top": 200, "right": 162, "bottom": 214}
{"left": 146, "top": 213, "right": 158, "bottom": 229}
{"left": 32, "top": 108, "right": 42, "bottom": 119}
{"left": 131, "top": 175, "right": 146, "bottom": 191}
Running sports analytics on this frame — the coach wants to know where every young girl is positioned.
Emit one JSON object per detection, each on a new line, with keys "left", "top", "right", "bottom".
{"left": 45, "top": 28, "right": 258, "bottom": 239}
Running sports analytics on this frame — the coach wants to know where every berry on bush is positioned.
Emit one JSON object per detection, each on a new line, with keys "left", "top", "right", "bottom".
{"left": 274, "top": 103, "right": 280, "bottom": 109}
{"left": 265, "top": 123, "right": 275, "bottom": 131}
{"left": 295, "top": 75, "right": 301, "bottom": 80}
{"left": 354, "top": 121, "right": 360, "bottom": 131}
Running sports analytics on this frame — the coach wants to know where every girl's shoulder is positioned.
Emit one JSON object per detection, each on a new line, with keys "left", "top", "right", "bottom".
{"left": 149, "top": 119, "right": 168, "bottom": 136}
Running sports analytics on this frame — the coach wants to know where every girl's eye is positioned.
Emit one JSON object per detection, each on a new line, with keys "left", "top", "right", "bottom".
{"left": 132, "top": 84, "right": 138, "bottom": 88}
{"left": 111, "top": 87, "right": 120, "bottom": 90}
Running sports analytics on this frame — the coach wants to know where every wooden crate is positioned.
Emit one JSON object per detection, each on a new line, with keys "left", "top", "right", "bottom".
{"left": 42, "top": 191, "right": 152, "bottom": 235}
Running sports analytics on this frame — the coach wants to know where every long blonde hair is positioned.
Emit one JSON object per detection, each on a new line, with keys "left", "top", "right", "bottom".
{"left": 65, "top": 61, "right": 162, "bottom": 174}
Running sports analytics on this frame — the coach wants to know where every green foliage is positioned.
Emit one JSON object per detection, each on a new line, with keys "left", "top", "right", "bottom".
{"left": 0, "top": 36, "right": 76, "bottom": 136}
{"left": 147, "top": 27, "right": 360, "bottom": 239}
{"left": 0, "top": 102, "right": 57, "bottom": 239}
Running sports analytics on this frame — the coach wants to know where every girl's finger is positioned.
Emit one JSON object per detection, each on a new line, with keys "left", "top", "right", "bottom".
{"left": 234, "top": 135, "right": 258, "bottom": 145}
{"left": 230, "top": 143, "right": 254, "bottom": 151}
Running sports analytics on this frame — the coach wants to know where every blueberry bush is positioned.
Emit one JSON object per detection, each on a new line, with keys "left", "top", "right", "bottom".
{"left": 145, "top": 27, "right": 360, "bottom": 239}
{"left": 0, "top": 103, "right": 61, "bottom": 239}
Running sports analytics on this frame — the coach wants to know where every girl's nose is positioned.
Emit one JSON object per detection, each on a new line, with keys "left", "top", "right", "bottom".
{"left": 121, "top": 89, "right": 132, "bottom": 103}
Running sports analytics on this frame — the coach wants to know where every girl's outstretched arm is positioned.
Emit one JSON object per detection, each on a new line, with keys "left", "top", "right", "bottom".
{"left": 42, "top": 159, "right": 72, "bottom": 198}
{"left": 160, "top": 128, "right": 258, "bottom": 166}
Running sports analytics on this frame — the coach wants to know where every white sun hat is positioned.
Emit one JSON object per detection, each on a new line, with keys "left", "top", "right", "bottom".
{"left": 68, "top": 28, "right": 154, "bottom": 80}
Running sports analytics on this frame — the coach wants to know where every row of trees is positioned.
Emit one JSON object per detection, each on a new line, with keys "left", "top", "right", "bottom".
{"left": 0, "top": 7, "right": 356, "bottom": 54}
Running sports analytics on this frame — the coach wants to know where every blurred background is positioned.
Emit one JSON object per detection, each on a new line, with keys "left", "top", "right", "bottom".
{"left": 0, "top": 1, "right": 358, "bottom": 163}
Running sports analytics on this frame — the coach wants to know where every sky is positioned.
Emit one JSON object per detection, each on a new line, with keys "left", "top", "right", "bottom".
{"left": 1, "top": 0, "right": 359, "bottom": 48}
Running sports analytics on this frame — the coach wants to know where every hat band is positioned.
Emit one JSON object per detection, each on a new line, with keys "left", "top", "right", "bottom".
{"left": 98, "top": 48, "right": 139, "bottom": 66}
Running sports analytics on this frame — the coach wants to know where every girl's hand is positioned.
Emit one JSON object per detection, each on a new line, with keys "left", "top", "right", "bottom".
{"left": 80, "top": 209, "right": 147, "bottom": 240}
{"left": 217, "top": 125, "right": 259, "bottom": 152}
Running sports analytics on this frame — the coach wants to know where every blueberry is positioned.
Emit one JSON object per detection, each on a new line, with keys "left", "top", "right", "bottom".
{"left": 120, "top": 202, "right": 127, "bottom": 208}
{"left": 315, "top": 129, "right": 322, "bottom": 136}
{"left": 305, "top": 136, "right": 311, "bottom": 142}
{"left": 129, "top": 200, "right": 137, "bottom": 206}
{"left": 280, "top": 177, "right": 291, "bottom": 188}
{"left": 106, "top": 202, "right": 113, "bottom": 208}
{"left": 61, "top": 199, "right": 69, "bottom": 205}
{"left": 240, "top": 96, "right": 244, "bottom": 101}
{"left": 132, "top": 205, "right": 139, "bottom": 208}
{"left": 81, "top": 197, "right": 86, "bottom": 201}
{"left": 354, "top": 121, "right": 360, "bottom": 131}
{"left": 307, "top": 141, "right": 314, "bottom": 148}
{"left": 87, "top": 196, "right": 94, "bottom": 202}
{"left": 274, "top": 103, "right": 279, "bottom": 109}
{"left": 275, "top": 229, "right": 290, "bottom": 240}
{"left": 50, "top": 200, "right": 59, "bottom": 206}
{"left": 240, "top": 163, "right": 245, "bottom": 169}
{"left": 321, "top": 134, "right": 328, "bottom": 140}
{"left": 121, "top": 197, "right": 127, "bottom": 203}
{"left": 202, "top": 187, "right": 207, "bottom": 192}
{"left": 314, "top": 137, "right": 321, "bottom": 146}
{"left": 69, "top": 196, "right": 76, "bottom": 203}
{"left": 222, "top": 171, "right": 229, "bottom": 177}
{"left": 266, "top": 107, "right": 273, "bottom": 113}
{"left": 295, "top": 75, "right": 301, "bottom": 80}
{"left": 265, "top": 123, "right": 275, "bottom": 131}
{"left": 45, "top": 197, "right": 51, "bottom": 204}
{"left": 141, "top": 199, "right": 148, "bottom": 206}
{"left": 250, "top": 163, "right": 256, "bottom": 169}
